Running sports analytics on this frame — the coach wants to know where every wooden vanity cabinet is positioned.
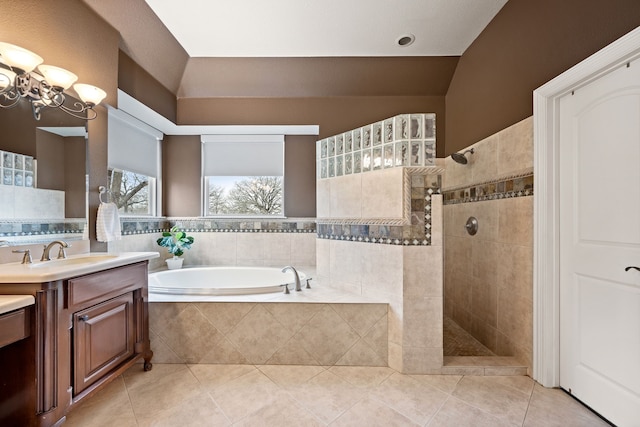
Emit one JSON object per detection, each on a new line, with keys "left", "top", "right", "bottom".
{"left": 0, "top": 260, "right": 153, "bottom": 427}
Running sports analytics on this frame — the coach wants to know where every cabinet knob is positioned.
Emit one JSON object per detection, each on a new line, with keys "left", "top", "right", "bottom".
{"left": 625, "top": 266, "right": 640, "bottom": 272}
{"left": 78, "top": 315, "right": 90, "bottom": 322}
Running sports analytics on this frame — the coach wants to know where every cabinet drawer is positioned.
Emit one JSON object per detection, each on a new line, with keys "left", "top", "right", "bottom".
{"left": 67, "top": 262, "right": 146, "bottom": 308}
{"left": 0, "top": 308, "right": 30, "bottom": 348}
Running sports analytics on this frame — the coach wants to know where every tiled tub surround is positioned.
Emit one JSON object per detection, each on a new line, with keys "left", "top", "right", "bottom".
{"left": 148, "top": 296, "right": 388, "bottom": 366}
{"left": 443, "top": 117, "right": 534, "bottom": 372}
{"left": 109, "top": 218, "right": 317, "bottom": 271}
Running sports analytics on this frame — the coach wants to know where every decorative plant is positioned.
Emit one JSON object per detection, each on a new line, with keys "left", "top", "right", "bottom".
{"left": 156, "top": 226, "right": 194, "bottom": 257}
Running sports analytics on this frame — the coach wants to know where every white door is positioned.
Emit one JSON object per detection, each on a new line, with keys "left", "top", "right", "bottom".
{"left": 559, "top": 59, "right": 640, "bottom": 427}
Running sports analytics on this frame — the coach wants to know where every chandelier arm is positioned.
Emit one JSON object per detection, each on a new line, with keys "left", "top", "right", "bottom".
{"left": 56, "top": 102, "right": 94, "bottom": 120}
{"left": 0, "top": 91, "right": 22, "bottom": 108}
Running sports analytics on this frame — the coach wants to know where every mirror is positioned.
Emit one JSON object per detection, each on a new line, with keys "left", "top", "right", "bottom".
{"left": 0, "top": 100, "right": 88, "bottom": 244}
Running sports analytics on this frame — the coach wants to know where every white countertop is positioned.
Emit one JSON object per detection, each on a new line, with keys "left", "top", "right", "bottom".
{"left": 0, "top": 252, "right": 159, "bottom": 283}
{"left": 0, "top": 295, "right": 35, "bottom": 315}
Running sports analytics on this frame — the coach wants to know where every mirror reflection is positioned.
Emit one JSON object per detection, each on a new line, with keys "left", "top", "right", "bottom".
{"left": 0, "top": 100, "right": 88, "bottom": 243}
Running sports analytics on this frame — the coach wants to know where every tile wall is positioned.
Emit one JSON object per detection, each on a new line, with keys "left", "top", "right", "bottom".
{"left": 316, "top": 125, "right": 443, "bottom": 373}
{"left": 443, "top": 117, "right": 533, "bottom": 372}
{"left": 109, "top": 218, "right": 317, "bottom": 271}
{"left": 0, "top": 186, "right": 66, "bottom": 220}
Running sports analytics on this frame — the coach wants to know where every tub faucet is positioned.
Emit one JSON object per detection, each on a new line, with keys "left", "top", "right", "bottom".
{"left": 41, "top": 240, "right": 69, "bottom": 261}
{"left": 282, "top": 266, "right": 301, "bottom": 291}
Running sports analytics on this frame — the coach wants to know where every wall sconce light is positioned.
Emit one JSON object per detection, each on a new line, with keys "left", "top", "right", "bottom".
{"left": 0, "top": 42, "right": 106, "bottom": 120}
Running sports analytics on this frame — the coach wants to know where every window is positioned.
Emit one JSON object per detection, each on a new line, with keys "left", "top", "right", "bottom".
{"left": 108, "top": 109, "right": 162, "bottom": 216}
{"left": 107, "top": 168, "right": 156, "bottom": 215}
{"left": 202, "top": 135, "right": 284, "bottom": 217}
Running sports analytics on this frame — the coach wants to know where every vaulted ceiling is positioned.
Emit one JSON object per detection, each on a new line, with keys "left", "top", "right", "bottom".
{"left": 82, "top": 0, "right": 507, "bottom": 98}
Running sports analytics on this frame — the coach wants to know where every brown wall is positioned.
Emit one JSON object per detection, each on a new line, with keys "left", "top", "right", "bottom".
{"left": 35, "top": 130, "right": 65, "bottom": 191}
{"left": 87, "top": 110, "right": 109, "bottom": 251}
{"left": 178, "top": 96, "right": 447, "bottom": 158}
{"left": 284, "top": 135, "right": 316, "bottom": 217}
{"left": 162, "top": 134, "right": 319, "bottom": 218}
{"left": 0, "top": 101, "right": 85, "bottom": 158}
{"left": 65, "top": 136, "right": 87, "bottom": 219}
{"left": 0, "top": 103, "right": 38, "bottom": 157}
{"left": 1, "top": 0, "right": 120, "bottom": 250}
{"left": 118, "top": 51, "right": 178, "bottom": 123}
{"left": 163, "top": 135, "right": 201, "bottom": 217}
{"left": 445, "top": 0, "right": 640, "bottom": 155}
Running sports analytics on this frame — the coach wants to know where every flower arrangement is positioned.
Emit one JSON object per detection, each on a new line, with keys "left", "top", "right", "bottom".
{"left": 156, "top": 226, "right": 194, "bottom": 257}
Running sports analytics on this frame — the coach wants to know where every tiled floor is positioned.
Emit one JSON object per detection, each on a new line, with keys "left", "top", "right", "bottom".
{"left": 64, "top": 363, "right": 609, "bottom": 426}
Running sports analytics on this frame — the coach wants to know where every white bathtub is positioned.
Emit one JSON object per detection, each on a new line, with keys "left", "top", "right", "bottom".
{"left": 148, "top": 266, "right": 307, "bottom": 296}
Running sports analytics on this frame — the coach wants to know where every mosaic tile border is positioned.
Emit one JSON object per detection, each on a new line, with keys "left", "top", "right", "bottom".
{"left": 0, "top": 219, "right": 86, "bottom": 238}
{"left": 120, "top": 218, "right": 317, "bottom": 235}
{"left": 317, "top": 185, "right": 441, "bottom": 246}
{"left": 443, "top": 173, "right": 534, "bottom": 205}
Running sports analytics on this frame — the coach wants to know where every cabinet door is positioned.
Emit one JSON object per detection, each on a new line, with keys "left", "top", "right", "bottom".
{"left": 74, "top": 293, "right": 134, "bottom": 394}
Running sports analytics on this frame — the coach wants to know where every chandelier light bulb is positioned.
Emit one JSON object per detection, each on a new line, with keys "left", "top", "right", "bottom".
{"left": 73, "top": 83, "right": 107, "bottom": 106}
{"left": 38, "top": 64, "right": 78, "bottom": 90}
{"left": 0, "top": 42, "right": 43, "bottom": 72}
{"left": 0, "top": 68, "right": 17, "bottom": 90}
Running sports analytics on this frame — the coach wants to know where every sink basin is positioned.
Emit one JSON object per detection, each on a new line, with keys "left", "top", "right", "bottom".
{"left": 0, "top": 252, "right": 159, "bottom": 283}
{"left": 29, "top": 255, "right": 119, "bottom": 268}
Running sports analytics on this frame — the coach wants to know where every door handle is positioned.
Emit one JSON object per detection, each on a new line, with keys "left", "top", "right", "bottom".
{"left": 624, "top": 266, "right": 640, "bottom": 272}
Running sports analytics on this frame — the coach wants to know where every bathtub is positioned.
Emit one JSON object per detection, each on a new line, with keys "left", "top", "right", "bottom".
{"left": 148, "top": 266, "right": 307, "bottom": 296}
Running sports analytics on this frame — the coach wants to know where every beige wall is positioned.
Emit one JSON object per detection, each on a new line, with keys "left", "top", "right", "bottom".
{"left": 443, "top": 117, "right": 533, "bottom": 370}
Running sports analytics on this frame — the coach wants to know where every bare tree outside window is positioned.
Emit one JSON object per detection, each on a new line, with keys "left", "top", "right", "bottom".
{"left": 208, "top": 183, "right": 228, "bottom": 214}
{"left": 108, "top": 168, "right": 150, "bottom": 214}
{"left": 206, "top": 176, "right": 283, "bottom": 216}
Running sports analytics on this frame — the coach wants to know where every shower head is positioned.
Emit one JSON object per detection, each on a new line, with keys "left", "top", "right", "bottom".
{"left": 451, "top": 148, "right": 475, "bottom": 165}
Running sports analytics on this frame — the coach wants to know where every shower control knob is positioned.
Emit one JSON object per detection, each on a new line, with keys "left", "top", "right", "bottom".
{"left": 465, "top": 217, "right": 478, "bottom": 236}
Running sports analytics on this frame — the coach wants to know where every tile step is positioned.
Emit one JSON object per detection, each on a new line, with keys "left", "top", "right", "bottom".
{"left": 442, "top": 356, "right": 528, "bottom": 376}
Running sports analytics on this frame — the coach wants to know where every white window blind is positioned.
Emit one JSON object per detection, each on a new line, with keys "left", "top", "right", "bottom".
{"left": 108, "top": 109, "right": 162, "bottom": 177}
{"left": 202, "top": 134, "right": 284, "bottom": 176}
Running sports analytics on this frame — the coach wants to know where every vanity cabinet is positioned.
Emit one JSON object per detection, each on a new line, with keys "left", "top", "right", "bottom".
{"left": 0, "top": 259, "right": 153, "bottom": 427}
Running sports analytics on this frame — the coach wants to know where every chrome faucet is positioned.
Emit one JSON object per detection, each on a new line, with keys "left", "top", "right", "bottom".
{"left": 282, "top": 265, "right": 301, "bottom": 291}
{"left": 41, "top": 240, "right": 69, "bottom": 261}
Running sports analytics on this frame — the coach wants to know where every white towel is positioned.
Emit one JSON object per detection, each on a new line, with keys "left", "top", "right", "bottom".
{"left": 96, "top": 202, "right": 122, "bottom": 242}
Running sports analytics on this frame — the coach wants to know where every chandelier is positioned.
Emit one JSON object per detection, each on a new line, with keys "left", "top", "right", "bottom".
{"left": 0, "top": 42, "right": 107, "bottom": 120}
